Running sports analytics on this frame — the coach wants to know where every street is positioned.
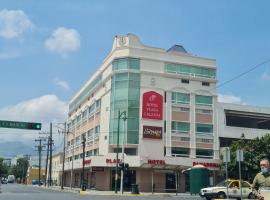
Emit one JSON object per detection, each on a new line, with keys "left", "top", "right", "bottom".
{"left": 0, "top": 184, "right": 202, "bottom": 200}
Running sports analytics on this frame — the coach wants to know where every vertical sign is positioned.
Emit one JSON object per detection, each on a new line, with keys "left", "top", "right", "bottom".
{"left": 223, "top": 147, "right": 231, "bottom": 163}
{"left": 142, "top": 91, "right": 163, "bottom": 120}
{"left": 236, "top": 149, "right": 244, "bottom": 162}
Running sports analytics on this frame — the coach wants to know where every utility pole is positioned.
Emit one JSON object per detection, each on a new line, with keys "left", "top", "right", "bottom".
{"left": 45, "top": 136, "right": 49, "bottom": 186}
{"left": 81, "top": 136, "right": 86, "bottom": 191}
{"left": 49, "top": 123, "right": 53, "bottom": 186}
{"left": 35, "top": 138, "right": 45, "bottom": 186}
{"left": 60, "top": 122, "right": 67, "bottom": 190}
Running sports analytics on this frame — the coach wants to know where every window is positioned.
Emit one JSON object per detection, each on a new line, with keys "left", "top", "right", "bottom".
{"left": 172, "top": 147, "right": 190, "bottom": 157}
{"left": 82, "top": 110, "right": 87, "bottom": 119}
{"left": 75, "top": 136, "right": 81, "bottom": 146}
{"left": 112, "top": 58, "right": 140, "bottom": 70}
{"left": 172, "top": 121, "right": 190, "bottom": 133}
{"left": 87, "top": 128, "right": 94, "bottom": 141}
{"left": 181, "top": 79, "right": 189, "bottom": 84}
{"left": 165, "top": 63, "right": 216, "bottom": 78}
{"left": 95, "top": 125, "right": 100, "bottom": 139}
{"left": 196, "top": 123, "right": 213, "bottom": 135}
{"left": 96, "top": 99, "right": 101, "bottom": 110}
{"left": 172, "top": 92, "right": 190, "bottom": 104}
{"left": 195, "top": 95, "right": 212, "bottom": 106}
{"left": 88, "top": 103, "right": 95, "bottom": 116}
{"left": 196, "top": 149, "right": 213, "bottom": 158}
{"left": 76, "top": 114, "right": 81, "bottom": 123}
{"left": 81, "top": 133, "right": 86, "bottom": 141}
{"left": 202, "top": 82, "right": 210, "bottom": 86}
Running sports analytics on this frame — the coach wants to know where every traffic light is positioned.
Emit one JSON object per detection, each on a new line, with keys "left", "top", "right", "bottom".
{"left": 119, "top": 162, "right": 124, "bottom": 171}
{"left": 27, "top": 123, "right": 42, "bottom": 130}
{"left": 124, "top": 163, "right": 129, "bottom": 171}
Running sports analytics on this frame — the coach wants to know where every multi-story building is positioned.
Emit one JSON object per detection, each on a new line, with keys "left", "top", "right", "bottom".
{"left": 63, "top": 33, "right": 270, "bottom": 192}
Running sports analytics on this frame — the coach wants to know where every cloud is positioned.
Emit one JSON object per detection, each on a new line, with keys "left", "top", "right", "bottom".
{"left": 0, "top": 9, "right": 34, "bottom": 39}
{"left": 218, "top": 94, "right": 246, "bottom": 105}
{"left": 53, "top": 77, "right": 70, "bottom": 91}
{"left": 45, "top": 27, "right": 80, "bottom": 56}
{"left": 261, "top": 71, "right": 270, "bottom": 82}
{"left": 0, "top": 95, "right": 68, "bottom": 146}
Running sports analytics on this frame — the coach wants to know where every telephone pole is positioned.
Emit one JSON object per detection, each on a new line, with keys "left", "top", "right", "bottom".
{"left": 49, "top": 123, "right": 53, "bottom": 186}
{"left": 35, "top": 138, "right": 45, "bottom": 186}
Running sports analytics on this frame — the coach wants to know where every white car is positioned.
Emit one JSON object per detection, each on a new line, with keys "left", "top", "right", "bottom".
{"left": 199, "top": 179, "right": 255, "bottom": 200}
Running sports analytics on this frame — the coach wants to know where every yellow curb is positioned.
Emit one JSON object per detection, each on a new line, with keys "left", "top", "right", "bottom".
{"left": 79, "top": 191, "right": 89, "bottom": 195}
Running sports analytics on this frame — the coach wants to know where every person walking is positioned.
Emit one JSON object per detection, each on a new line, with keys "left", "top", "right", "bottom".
{"left": 252, "top": 158, "right": 270, "bottom": 200}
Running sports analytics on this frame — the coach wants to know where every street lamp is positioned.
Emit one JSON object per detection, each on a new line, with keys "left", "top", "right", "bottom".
{"left": 81, "top": 135, "right": 86, "bottom": 191}
{"left": 114, "top": 109, "right": 127, "bottom": 194}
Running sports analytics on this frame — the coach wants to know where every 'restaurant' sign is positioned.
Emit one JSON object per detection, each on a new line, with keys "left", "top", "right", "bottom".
{"left": 193, "top": 162, "right": 221, "bottom": 168}
{"left": 142, "top": 91, "right": 163, "bottom": 120}
{"left": 143, "top": 126, "right": 162, "bottom": 139}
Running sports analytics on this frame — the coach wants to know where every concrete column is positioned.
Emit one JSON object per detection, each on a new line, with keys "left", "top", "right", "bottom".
{"left": 213, "top": 95, "right": 220, "bottom": 159}
{"left": 166, "top": 91, "right": 172, "bottom": 156}
{"left": 190, "top": 93, "right": 196, "bottom": 158}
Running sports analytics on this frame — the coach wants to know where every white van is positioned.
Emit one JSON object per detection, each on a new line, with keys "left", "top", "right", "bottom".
{"left": 7, "top": 175, "right": 15, "bottom": 183}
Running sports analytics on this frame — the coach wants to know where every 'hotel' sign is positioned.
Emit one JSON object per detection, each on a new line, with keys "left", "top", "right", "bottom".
{"left": 143, "top": 126, "right": 162, "bottom": 139}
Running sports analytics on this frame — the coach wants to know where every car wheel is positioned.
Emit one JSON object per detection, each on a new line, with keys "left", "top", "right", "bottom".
{"left": 205, "top": 198, "right": 212, "bottom": 200}
{"left": 217, "top": 192, "right": 227, "bottom": 199}
{"left": 248, "top": 193, "right": 256, "bottom": 199}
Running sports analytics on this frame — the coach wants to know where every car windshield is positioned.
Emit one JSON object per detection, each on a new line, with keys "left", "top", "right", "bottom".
{"left": 216, "top": 180, "right": 230, "bottom": 187}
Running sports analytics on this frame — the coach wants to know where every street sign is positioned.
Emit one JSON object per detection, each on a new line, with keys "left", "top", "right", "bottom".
{"left": 223, "top": 147, "right": 230, "bottom": 163}
{"left": 236, "top": 149, "right": 244, "bottom": 162}
{"left": 0, "top": 120, "right": 42, "bottom": 130}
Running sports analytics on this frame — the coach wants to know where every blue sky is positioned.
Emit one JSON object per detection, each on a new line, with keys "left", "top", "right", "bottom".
{"left": 0, "top": 0, "right": 270, "bottom": 146}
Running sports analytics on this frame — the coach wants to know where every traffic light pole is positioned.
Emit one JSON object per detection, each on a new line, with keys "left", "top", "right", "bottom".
{"left": 120, "top": 116, "right": 127, "bottom": 194}
{"left": 114, "top": 110, "right": 126, "bottom": 194}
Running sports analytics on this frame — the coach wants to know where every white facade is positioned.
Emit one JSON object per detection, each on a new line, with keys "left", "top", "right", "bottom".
{"left": 63, "top": 34, "right": 270, "bottom": 192}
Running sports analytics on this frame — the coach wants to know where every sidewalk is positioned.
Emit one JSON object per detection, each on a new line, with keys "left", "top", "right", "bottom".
{"left": 38, "top": 185, "right": 197, "bottom": 197}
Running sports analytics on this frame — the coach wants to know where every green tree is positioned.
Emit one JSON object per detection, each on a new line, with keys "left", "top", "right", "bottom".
{"left": 0, "top": 157, "right": 9, "bottom": 177}
{"left": 224, "top": 133, "right": 270, "bottom": 182}
{"left": 11, "top": 158, "right": 29, "bottom": 183}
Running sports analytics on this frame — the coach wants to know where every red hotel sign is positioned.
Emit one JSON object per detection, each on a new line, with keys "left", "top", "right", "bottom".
{"left": 142, "top": 91, "right": 163, "bottom": 120}
{"left": 143, "top": 126, "right": 162, "bottom": 139}
{"left": 193, "top": 162, "right": 221, "bottom": 168}
{"left": 148, "top": 159, "right": 166, "bottom": 165}
{"left": 83, "top": 159, "right": 91, "bottom": 165}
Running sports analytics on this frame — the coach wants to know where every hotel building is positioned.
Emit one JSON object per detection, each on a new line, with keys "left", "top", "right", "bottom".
{"left": 63, "top": 34, "right": 270, "bottom": 192}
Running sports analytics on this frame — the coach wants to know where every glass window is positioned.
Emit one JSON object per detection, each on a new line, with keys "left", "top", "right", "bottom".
{"left": 82, "top": 110, "right": 87, "bottom": 118}
{"left": 172, "top": 121, "right": 190, "bottom": 133}
{"left": 172, "top": 92, "right": 190, "bottom": 104}
{"left": 113, "top": 58, "right": 140, "bottom": 70}
{"left": 195, "top": 95, "right": 212, "bottom": 105}
{"left": 96, "top": 99, "right": 101, "bottom": 109}
{"left": 172, "top": 147, "right": 190, "bottom": 157}
{"left": 196, "top": 149, "right": 213, "bottom": 158}
{"left": 165, "top": 63, "right": 216, "bottom": 78}
{"left": 88, "top": 103, "right": 95, "bottom": 115}
{"left": 196, "top": 123, "right": 213, "bottom": 134}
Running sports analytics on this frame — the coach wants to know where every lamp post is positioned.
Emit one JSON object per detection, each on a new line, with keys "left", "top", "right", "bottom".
{"left": 81, "top": 136, "right": 86, "bottom": 191}
{"left": 114, "top": 109, "right": 127, "bottom": 194}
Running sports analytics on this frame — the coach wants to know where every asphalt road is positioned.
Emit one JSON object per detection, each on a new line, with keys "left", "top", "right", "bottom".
{"left": 0, "top": 183, "right": 203, "bottom": 200}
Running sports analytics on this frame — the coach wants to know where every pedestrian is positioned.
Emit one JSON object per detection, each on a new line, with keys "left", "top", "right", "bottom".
{"left": 252, "top": 158, "right": 270, "bottom": 200}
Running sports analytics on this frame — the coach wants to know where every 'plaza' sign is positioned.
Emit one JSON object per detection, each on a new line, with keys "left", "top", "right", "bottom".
{"left": 142, "top": 91, "right": 163, "bottom": 120}
{"left": 143, "top": 126, "right": 162, "bottom": 139}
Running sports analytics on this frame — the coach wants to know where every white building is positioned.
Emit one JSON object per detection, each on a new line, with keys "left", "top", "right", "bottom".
{"left": 62, "top": 34, "right": 270, "bottom": 192}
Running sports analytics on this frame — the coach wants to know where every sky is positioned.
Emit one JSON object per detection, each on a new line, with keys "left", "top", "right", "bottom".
{"left": 1, "top": 0, "right": 270, "bottom": 149}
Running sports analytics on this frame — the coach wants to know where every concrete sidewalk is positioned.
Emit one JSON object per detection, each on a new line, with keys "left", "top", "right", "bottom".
{"left": 37, "top": 185, "right": 197, "bottom": 197}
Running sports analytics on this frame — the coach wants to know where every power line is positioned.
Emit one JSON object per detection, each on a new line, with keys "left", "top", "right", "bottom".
{"left": 214, "top": 57, "right": 270, "bottom": 90}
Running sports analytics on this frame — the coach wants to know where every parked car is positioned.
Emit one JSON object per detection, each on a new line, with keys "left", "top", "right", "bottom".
{"left": 199, "top": 179, "right": 256, "bottom": 200}
{"left": 1, "top": 178, "right": 8, "bottom": 184}
{"left": 32, "top": 180, "right": 43, "bottom": 185}
{"left": 7, "top": 175, "right": 15, "bottom": 183}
